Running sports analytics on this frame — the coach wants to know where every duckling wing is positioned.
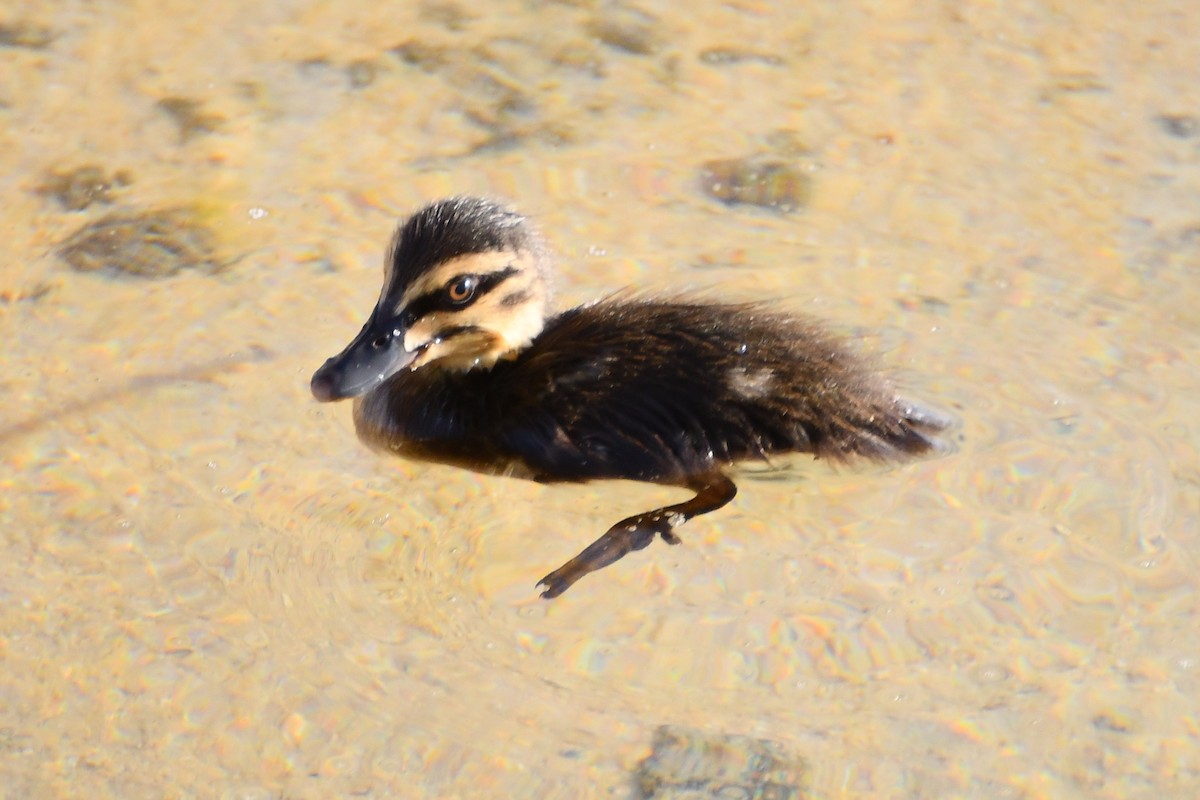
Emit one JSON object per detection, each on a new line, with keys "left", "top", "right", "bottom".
{"left": 491, "top": 299, "right": 947, "bottom": 483}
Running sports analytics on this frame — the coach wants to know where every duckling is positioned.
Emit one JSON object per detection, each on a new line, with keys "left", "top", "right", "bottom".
{"left": 311, "top": 196, "right": 948, "bottom": 598}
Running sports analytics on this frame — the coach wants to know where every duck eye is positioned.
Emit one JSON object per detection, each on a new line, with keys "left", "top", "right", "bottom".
{"left": 446, "top": 275, "right": 477, "bottom": 304}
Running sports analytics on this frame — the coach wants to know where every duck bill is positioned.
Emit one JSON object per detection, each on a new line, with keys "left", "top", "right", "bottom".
{"left": 310, "top": 315, "right": 415, "bottom": 402}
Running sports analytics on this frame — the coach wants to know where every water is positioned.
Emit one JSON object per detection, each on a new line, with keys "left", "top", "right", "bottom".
{"left": 2, "top": 1, "right": 1198, "bottom": 797}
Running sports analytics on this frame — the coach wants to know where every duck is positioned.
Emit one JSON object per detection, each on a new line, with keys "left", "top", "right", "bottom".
{"left": 310, "top": 196, "right": 949, "bottom": 598}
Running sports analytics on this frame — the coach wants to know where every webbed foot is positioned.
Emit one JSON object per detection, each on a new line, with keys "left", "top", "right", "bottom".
{"left": 537, "top": 472, "right": 737, "bottom": 598}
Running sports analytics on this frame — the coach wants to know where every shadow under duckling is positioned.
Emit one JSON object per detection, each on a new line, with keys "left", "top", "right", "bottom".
{"left": 311, "top": 196, "right": 950, "bottom": 598}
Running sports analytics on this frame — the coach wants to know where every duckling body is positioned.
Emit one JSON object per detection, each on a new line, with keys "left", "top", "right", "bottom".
{"left": 312, "top": 197, "right": 947, "bottom": 597}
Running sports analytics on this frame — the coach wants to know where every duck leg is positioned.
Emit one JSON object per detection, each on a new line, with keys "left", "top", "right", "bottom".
{"left": 537, "top": 472, "right": 738, "bottom": 598}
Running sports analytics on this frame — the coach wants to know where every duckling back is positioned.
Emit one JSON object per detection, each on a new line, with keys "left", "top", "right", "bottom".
{"left": 509, "top": 298, "right": 946, "bottom": 480}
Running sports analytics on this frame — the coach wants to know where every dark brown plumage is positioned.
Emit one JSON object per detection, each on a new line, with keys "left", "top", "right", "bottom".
{"left": 311, "top": 197, "right": 949, "bottom": 597}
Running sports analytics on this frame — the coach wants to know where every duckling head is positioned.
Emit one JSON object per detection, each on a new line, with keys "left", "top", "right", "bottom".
{"left": 311, "top": 197, "right": 549, "bottom": 401}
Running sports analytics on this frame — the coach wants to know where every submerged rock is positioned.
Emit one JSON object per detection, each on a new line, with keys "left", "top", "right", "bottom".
{"left": 58, "top": 209, "right": 219, "bottom": 278}
{"left": 36, "top": 165, "right": 132, "bottom": 211}
{"left": 157, "top": 97, "right": 224, "bottom": 142}
{"left": 1156, "top": 114, "right": 1199, "bottom": 139}
{"left": 587, "top": 7, "right": 663, "bottom": 56}
{"left": 0, "top": 22, "right": 56, "bottom": 49}
{"left": 635, "top": 724, "right": 807, "bottom": 799}
{"left": 699, "top": 158, "right": 812, "bottom": 213}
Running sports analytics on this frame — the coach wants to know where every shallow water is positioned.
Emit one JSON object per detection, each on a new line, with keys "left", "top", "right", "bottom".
{"left": 2, "top": 1, "right": 1199, "bottom": 797}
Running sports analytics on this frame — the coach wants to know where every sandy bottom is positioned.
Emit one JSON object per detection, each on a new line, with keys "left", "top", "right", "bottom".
{"left": 2, "top": 0, "right": 1199, "bottom": 797}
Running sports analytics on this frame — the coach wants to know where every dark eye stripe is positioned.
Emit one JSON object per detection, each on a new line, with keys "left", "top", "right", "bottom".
{"left": 499, "top": 289, "right": 530, "bottom": 307}
{"left": 434, "top": 324, "right": 482, "bottom": 343}
{"left": 402, "top": 265, "right": 519, "bottom": 323}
